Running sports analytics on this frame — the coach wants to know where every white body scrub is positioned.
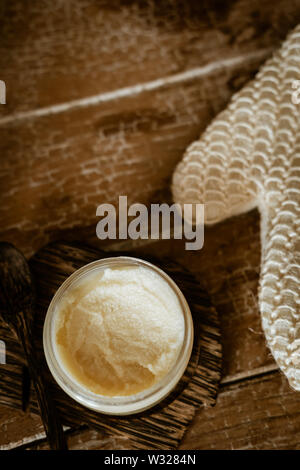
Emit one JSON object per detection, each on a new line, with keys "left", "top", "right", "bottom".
{"left": 56, "top": 264, "right": 185, "bottom": 396}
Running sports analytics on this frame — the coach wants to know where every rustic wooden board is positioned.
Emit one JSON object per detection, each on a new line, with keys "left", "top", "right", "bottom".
{"left": 15, "top": 370, "right": 300, "bottom": 450}
{"left": 23, "top": 428, "right": 131, "bottom": 451}
{"left": 1, "top": 218, "right": 298, "bottom": 449}
{"left": 0, "top": 240, "right": 222, "bottom": 449}
{"left": 0, "top": 407, "right": 45, "bottom": 450}
{"left": 180, "top": 370, "right": 300, "bottom": 450}
{"left": 3, "top": 369, "right": 300, "bottom": 450}
{"left": 1, "top": 0, "right": 299, "bottom": 115}
{"left": 1, "top": 0, "right": 299, "bottom": 452}
{"left": 4, "top": 368, "right": 300, "bottom": 450}
{"left": 0, "top": 210, "right": 277, "bottom": 449}
{"left": 0, "top": 55, "right": 268, "bottom": 259}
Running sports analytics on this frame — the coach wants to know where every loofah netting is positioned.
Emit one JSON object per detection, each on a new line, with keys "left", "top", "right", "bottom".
{"left": 172, "top": 25, "right": 300, "bottom": 391}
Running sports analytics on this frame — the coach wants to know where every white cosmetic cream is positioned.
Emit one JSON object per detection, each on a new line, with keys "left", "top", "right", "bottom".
{"left": 43, "top": 257, "right": 194, "bottom": 415}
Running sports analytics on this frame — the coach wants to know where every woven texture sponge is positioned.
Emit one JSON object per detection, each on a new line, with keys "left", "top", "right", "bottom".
{"left": 172, "top": 25, "right": 300, "bottom": 390}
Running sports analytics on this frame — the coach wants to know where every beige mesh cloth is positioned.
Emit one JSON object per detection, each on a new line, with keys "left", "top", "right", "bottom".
{"left": 172, "top": 26, "right": 300, "bottom": 391}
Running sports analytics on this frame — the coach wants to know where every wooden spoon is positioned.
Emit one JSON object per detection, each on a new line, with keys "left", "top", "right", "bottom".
{"left": 0, "top": 242, "right": 67, "bottom": 450}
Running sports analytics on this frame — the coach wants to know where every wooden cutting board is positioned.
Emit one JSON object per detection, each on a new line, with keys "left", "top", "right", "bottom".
{"left": 0, "top": 240, "right": 222, "bottom": 449}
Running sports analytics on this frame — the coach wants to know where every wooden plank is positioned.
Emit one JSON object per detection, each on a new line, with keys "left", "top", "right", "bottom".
{"left": 0, "top": 219, "right": 275, "bottom": 449}
{"left": 180, "top": 370, "right": 300, "bottom": 450}
{"left": 1, "top": 0, "right": 299, "bottom": 115}
{"left": 0, "top": 406, "right": 44, "bottom": 450}
{"left": 0, "top": 53, "right": 269, "bottom": 259}
{"left": 21, "top": 427, "right": 132, "bottom": 451}
{"left": 0, "top": 221, "right": 295, "bottom": 450}
{"left": 1, "top": 0, "right": 299, "bottom": 451}
{"left": 0, "top": 240, "right": 222, "bottom": 450}
{"left": 0, "top": 210, "right": 274, "bottom": 448}
{"left": 6, "top": 370, "right": 300, "bottom": 450}
{"left": 0, "top": 411, "right": 127, "bottom": 450}
{"left": 0, "top": 407, "right": 124, "bottom": 450}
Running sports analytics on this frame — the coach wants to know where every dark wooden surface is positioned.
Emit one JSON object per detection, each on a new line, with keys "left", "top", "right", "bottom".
{"left": 1, "top": 1, "right": 300, "bottom": 259}
{"left": 0, "top": 0, "right": 300, "bottom": 450}
{"left": 0, "top": 243, "right": 67, "bottom": 449}
{"left": 0, "top": 241, "right": 222, "bottom": 450}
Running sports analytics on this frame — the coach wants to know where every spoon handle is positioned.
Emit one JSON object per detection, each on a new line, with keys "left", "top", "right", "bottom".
{"left": 0, "top": 242, "right": 67, "bottom": 449}
{"left": 16, "top": 309, "right": 68, "bottom": 450}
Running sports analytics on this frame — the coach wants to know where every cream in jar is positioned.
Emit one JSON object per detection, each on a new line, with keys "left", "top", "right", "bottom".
{"left": 43, "top": 257, "right": 193, "bottom": 414}
{"left": 56, "top": 265, "right": 184, "bottom": 396}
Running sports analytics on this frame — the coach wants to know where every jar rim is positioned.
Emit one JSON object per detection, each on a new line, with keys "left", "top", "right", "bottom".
{"left": 43, "top": 256, "right": 194, "bottom": 415}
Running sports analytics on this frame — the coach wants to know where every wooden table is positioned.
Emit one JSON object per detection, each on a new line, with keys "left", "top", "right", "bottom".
{"left": 1, "top": 0, "right": 300, "bottom": 450}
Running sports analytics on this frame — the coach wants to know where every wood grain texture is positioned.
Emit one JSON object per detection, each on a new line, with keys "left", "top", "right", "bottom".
{"left": 0, "top": 219, "right": 298, "bottom": 449}
{"left": 0, "top": 241, "right": 222, "bottom": 450}
{"left": 0, "top": 243, "right": 67, "bottom": 449}
{"left": 1, "top": 0, "right": 299, "bottom": 115}
{"left": 19, "top": 371, "right": 300, "bottom": 450}
{"left": 0, "top": 407, "right": 45, "bottom": 450}
{"left": 1, "top": 0, "right": 300, "bottom": 452}
{"left": 0, "top": 210, "right": 276, "bottom": 449}
{"left": 4, "top": 370, "right": 300, "bottom": 450}
{"left": 0, "top": 55, "right": 270, "bottom": 259}
{"left": 180, "top": 371, "right": 300, "bottom": 450}
{"left": 20, "top": 427, "right": 131, "bottom": 451}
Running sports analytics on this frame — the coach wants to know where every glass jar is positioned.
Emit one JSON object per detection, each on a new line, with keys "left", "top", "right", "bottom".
{"left": 43, "top": 256, "right": 194, "bottom": 415}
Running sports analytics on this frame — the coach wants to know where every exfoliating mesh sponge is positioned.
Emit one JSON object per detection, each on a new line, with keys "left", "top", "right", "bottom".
{"left": 172, "top": 25, "right": 300, "bottom": 391}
